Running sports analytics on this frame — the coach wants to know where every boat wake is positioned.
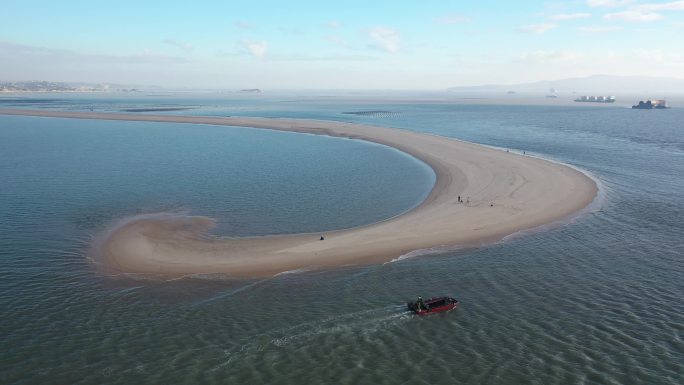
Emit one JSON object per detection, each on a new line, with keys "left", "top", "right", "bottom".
{"left": 209, "top": 304, "right": 412, "bottom": 371}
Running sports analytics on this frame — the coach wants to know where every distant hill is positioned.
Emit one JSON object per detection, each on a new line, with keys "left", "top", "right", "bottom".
{"left": 448, "top": 75, "right": 684, "bottom": 94}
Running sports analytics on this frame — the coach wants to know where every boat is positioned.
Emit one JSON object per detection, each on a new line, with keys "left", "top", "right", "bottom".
{"left": 574, "top": 95, "right": 616, "bottom": 103}
{"left": 632, "top": 99, "right": 670, "bottom": 109}
{"left": 407, "top": 296, "right": 459, "bottom": 315}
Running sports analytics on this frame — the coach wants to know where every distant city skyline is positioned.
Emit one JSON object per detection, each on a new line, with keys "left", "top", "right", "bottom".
{"left": 2, "top": 0, "right": 684, "bottom": 89}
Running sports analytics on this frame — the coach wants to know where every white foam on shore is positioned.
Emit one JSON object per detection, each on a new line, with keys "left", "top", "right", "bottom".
{"left": 272, "top": 267, "right": 317, "bottom": 277}
{"left": 384, "top": 245, "right": 464, "bottom": 264}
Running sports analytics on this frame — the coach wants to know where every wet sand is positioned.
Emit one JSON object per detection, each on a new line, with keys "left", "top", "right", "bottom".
{"left": 0, "top": 109, "right": 598, "bottom": 277}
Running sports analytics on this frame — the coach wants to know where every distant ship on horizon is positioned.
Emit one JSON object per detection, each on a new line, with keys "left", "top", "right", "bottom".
{"left": 632, "top": 99, "right": 669, "bottom": 109}
{"left": 574, "top": 95, "right": 616, "bottom": 103}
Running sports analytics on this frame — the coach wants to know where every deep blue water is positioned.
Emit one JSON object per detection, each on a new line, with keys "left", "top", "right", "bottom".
{"left": 1, "top": 94, "right": 682, "bottom": 385}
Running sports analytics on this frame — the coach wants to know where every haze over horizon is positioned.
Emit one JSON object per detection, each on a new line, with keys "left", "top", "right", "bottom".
{"left": 2, "top": 0, "right": 684, "bottom": 89}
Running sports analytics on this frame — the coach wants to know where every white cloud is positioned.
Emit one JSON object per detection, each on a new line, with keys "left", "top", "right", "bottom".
{"left": 550, "top": 13, "right": 592, "bottom": 20}
{"left": 520, "top": 50, "right": 582, "bottom": 63}
{"left": 163, "top": 39, "right": 193, "bottom": 51}
{"left": 633, "top": 49, "right": 684, "bottom": 63}
{"left": 0, "top": 41, "right": 189, "bottom": 65}
{"left": 368, "top": 27, "right": 400, "bottom": 53}
{"left": 579, "top": 25, "right": 623, "bottom": 32}
{"left": 0, "top": 40, "right": 190, "bottom": 85}
{"left": 262, "top": 53, "right": 374, "bottom": 62}
{"left": 434, "top": 15, "right": 471, "bottom": 25}
{"left": 240, "top": 40, "right": 267, "bottom": 58}
{"left": 326, "top": 35, "right": 352, "bottom": 49}
{"left": 604, "top": 10, "right": 663, "bottom": 22}
{"left": 517, "top": 23, "right": 557, "bottom": 34}
{"left": 326, "top": 20, "right": 342, "bottom": 28}
{"left": 586, "top": 0, "right": 634, "bottom": 7}
{"left": 599, "top": 1, "right": 684, "bottom": 23}
{"left": 636, "top": 1, "right": 684, "bottom": 11}
{"left": 277, "top": 26, "right": 307, "bottom": 35}
{"left": 234, "top": 21, "right": 255, "bottom": 30}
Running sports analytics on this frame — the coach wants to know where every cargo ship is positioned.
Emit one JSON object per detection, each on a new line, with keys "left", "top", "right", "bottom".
{"left": 574, "top": 95, "right": 616, "bottom": 103}
{"left": 632, "top": 99, "right": 669, "bottom": 109}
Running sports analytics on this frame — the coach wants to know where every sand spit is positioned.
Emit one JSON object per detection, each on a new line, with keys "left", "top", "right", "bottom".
{"left": 1, "top": 109, "right": 598, "bottom": 277}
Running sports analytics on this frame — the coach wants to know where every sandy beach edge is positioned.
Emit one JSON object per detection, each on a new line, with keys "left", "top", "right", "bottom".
{"left": 1, "top": 109, "right": 599, "bottom": 277}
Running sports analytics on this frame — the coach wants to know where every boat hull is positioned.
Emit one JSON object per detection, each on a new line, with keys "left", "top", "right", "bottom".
{"left": 407, "top": 297, "right": 459, "bottom": 315}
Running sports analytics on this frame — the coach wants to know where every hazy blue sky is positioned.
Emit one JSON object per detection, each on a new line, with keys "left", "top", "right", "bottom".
{"left": 2, "top": 0, "right": 683, "bottom": 89}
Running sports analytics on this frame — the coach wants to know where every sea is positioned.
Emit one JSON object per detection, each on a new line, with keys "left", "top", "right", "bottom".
{"left": 1, "top": 92, "right": 682, "bottom": 385}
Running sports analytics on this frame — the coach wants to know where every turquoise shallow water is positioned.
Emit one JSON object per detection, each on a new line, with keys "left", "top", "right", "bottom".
{"left": 1, "top": 95, "right": 683, "bottom": 384}
{"left": 0, "top": 115, "right": 433, "bottom": 237}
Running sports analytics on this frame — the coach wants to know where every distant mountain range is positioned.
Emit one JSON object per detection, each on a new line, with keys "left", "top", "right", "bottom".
{"left": 448, "top": 75, "right": 684, "bottom": 94}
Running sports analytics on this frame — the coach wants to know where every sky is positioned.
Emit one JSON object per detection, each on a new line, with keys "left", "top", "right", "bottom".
{"left": 1, "top": 0, "right": 684, "bottom": 89}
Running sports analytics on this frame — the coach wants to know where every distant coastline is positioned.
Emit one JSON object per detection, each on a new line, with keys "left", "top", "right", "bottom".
{"left": 0, "top": 109, "right": 598, "bottom": 277}
{"left": 0, "top": 81, "right": 137, "bottom": 93}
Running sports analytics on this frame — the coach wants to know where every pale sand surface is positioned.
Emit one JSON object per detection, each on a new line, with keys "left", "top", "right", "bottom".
{"left": 1, "top": 109, "right": 598, "bottom": 277}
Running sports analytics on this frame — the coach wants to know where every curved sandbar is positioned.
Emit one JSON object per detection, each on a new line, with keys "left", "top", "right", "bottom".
{"left": 0, "top": 108, "right": 598, "bottom": 277}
